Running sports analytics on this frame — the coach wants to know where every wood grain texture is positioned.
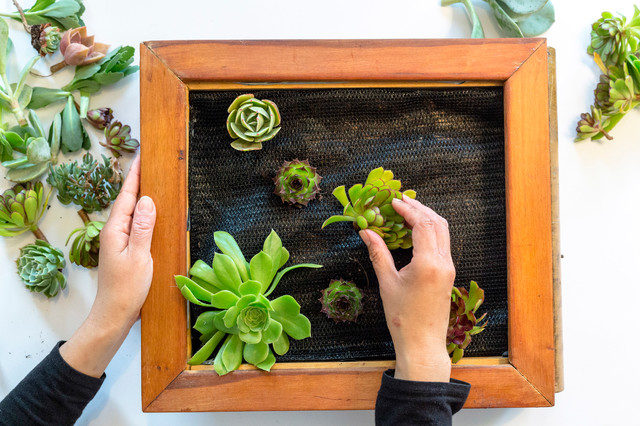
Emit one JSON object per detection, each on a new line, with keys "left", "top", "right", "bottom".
{"left": 141, "top": 38, "right": 557, "bottom": 411}
{"left": 504, "top": 42, "right": 555, "bottom": 404}
{"left": 140, "top": 43, "right": 189, "bottom": 410}
{"left": 145, "top": 39, "right": 544, "bottom": 83}
{"left": 144, "top": 364, "right": 548, "bottom": 412}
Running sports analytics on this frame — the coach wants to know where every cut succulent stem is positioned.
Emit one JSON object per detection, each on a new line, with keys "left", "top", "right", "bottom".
{"left": 31, "top": 226, "right": 48, "bottom": 243}
{"left": 77, "top": 209, "right": 90, "bottom": 225}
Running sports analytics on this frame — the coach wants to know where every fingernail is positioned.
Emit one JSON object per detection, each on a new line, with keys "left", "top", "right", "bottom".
{"left": 359, "top": 230, "right": 370, "bottom": 246}
{"left": 392, "top": 198, "right": 402, "bottom": 204}
{"left": 136, "top": 196, "right": 154, "bottom": 214}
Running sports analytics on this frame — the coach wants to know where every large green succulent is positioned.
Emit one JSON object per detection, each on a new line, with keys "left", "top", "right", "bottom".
{"left": 175, "top": 230, "right": 322, "bottom": 375}
{"left": 322, "top": 167, "right": 416, "bottom": 250}
{"left": 588, "top": 6, "right": 640, "bottom": 66}
{"left": 447, "top": 281, "right": 488, "bottom": 363}
{"left": 16, "top": 239, "right": 66, "bottom": 298}
{"left": 47, "top": 153, "right": 123, "bottom": 213}
{"left": 273, "top": 159, "right": 321, "bottom": 207}
{"left": 320, "top": 279, "right": 363, "bottom": 323}
{"left": 0, "top": 182, "right": 50, "bottom": 237}
{"left": 226, "top": 94, "right": 281, "bottom": 151}
{"left": 66, "top": 220, "right": 104, "bottom": 268}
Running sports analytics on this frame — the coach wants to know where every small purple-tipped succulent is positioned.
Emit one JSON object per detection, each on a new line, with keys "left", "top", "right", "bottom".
{"left": 86, "top": 108, "right": 114, "bottom": 130}
{"left": 320, "top": 279, "right": 363, "bottom": 323}
{"left": 447, "top": 281, "right": 488, "bottom": 363}
{"left": 273, "top": 159, "right": 322, "bottom": 207}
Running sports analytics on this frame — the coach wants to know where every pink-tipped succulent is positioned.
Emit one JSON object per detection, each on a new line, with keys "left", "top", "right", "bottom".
{"left": 320, "top": 279, "right": 363, "bottom": 323}
{"left": 51, "top": 27, "right": 109, "bottom": 73}
{"left": 273, "top": 159, "right": 321, "bottom": 207}
{"left": 447, "top": 281, "right": 488, "bottom": 363}
{"left": 86, "top": 108, "right": 113, "bottom": 130}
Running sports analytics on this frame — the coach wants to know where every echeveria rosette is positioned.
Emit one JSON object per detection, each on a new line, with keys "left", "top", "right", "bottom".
{"left": 0, "top": 182, "right": 50, "bottom": 238}
{"left": 273, "top": 159, "right": 322, "bottom": 207}
{"left": 322, "top": 167, "right": 417, "bottom": 250}
{"left": 174, "top": 230, "right": 322, "bottom": 375}
{"left": 226, "top": 94, "right": 281, "bottom": 151}
{"left": 320, "top": 279, "right": 363, "bottom": 323}
{"left": 16, "top": 239, "right": 66, "bottom": 298}
{"left": 587, "top": 6, "right": 640, "bottom": 67}
{"left": 447, "top": 281, "right": 488, "bottom": 363}
{"left": 66, "top": 220, "right": 104, "bottom": 268}
{"left": 47, "top": 153, "right": 123, "bottom": 213}
{"left": 50, "top": 26, "right": 108, "bottom": 73}
{"left": 100, "top": 120, "right": 139, "bottom": 158}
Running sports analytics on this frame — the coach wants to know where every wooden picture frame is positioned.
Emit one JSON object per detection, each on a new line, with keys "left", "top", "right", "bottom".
{"left": 140, "top": 39, "right": 556, "bottom": 411}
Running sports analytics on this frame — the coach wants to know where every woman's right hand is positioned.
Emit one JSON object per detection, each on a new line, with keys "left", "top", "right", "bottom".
{"left": 359, "top": 196, "right": 455, "bottom": 382}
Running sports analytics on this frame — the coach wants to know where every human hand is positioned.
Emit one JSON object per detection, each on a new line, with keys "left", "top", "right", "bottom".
{"left": 60, "top": 156, "right": 156, "bottom": 378}
{"left": 359, "top": 196, "right": 455, "bottom": 382}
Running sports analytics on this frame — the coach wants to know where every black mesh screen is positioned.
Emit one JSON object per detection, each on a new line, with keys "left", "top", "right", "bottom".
{"left": 188, "top": 87, "right": 507, "bottom": 362}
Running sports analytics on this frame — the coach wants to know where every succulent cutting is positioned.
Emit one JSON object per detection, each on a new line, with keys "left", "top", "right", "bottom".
{"left": 442, "top": 0, "right": 555, "bottom": 38}
{"left": 273, "top": 159, "right": 321, "bottom": 207}
{"left": 16, "top": 239, "right": 66, "bottom": 298}
{"left": 85, "top": 107, "right": 112, "bottom": 129}
{"left": 226, "top": 94, "right": 281, "bottom": 151}
{"left": 0, "top": 181, "right": 49, "bottom": 239}
{"left": 47, "top": 153, "right": 123, "bottom": 213}
{"left": 448, "top": 281, "right": 488, "bottom": 363}
{"left": 66, "top": 219, "right": 103, "bottom": 268}
{"left": 50, "top": 26, "right": 108, "bottom": 73}
{"left": 576, "top": 6, "right": 640, "bottom": 141}
{"left": 100, "top": 120, "right": 139, "bottom": 157}
{"left": 1, "top": 110, "right": 61, "bottom": 182}
{"left": 0, "top": 0, "right": 85, "bottom": 31}
{"left": 322, "top": 167, "right": 417, "bottom": 250}
{"left": 320, "top": 279, "right": 363, "bottom": 323}
{"left": 174, "top": 230, "right": 322, "bottom": 375}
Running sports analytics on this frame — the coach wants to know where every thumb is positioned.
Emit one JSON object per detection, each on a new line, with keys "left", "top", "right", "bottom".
{"left": 359, "top": 230, "right": 397, "bottom": 283}
{"left": 128, "top": 196, "right": 157, "bottom": 255}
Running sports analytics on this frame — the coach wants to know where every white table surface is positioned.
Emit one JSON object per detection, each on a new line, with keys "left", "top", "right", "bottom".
{"left": 1, "top": 0, "right": 638, "bottom": 424}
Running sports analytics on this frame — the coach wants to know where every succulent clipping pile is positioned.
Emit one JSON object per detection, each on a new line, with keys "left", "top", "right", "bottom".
{"left": 442, "top": 0, "right": 555, "bottom": 38}
{"left": 576, "top": 6, "right": 640, "bottom": 142}
{"left": 0, "top": 0, "right": 139, "bottom": 296}
{"left": 174, "top": 230, "right": 322, "bottom": 374}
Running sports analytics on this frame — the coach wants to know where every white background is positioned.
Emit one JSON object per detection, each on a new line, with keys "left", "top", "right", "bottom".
{"left": 0, "top": 0, "right": 638, "bottom": 425}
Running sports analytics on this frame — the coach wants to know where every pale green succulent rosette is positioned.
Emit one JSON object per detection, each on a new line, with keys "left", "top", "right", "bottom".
{"left": 66, "top": 220, "right": 104, "bottom": 268}
{"left": 174, "top": 230, "right": 322, "bottom": 375}
{"left": 0, "top": 181, "right": 50, "bottom": 237}
{"left": 226, "top": 94, "right": 281, "bottom": 151}
{"left": 322, "top": 167, "right": 417, "bottom": 250}
{"left": 16, "top": 239, "right": 67, "bottom": 298}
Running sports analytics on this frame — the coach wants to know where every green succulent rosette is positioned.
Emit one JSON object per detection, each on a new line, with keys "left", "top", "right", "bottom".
{"left": 322, "top": 167, "right": 417, "bottom": 250}
{"left": 447, "top": 281, "right": 488, "bottom": 363}
{"left": 320, "top": 279, "right": 363, "bottom": 323}
{"left": 273, "top": 159, "right": 322, "bottom": 207}
{"left": 66, "top": 220, "right": 104, "bottom": 268}
{"left": 174, "top": 230, "right": 322, "bottom": 375}
{"left": 226, "top": 94, "right": 281, "bottom": 151}
{"left": 31, "top": 24, "right": 62, "bottom": 56}
{"left": 0, "top": 182, "right": 50, "bottom": 237}
{"left": 588, "top": 6, "right": 640, "bottom": 66}
{"left": 16, "top": 240, "right": 67, "bottom": 298}
{"left": 47, "top": 153, "right": 123, "bottom": 213}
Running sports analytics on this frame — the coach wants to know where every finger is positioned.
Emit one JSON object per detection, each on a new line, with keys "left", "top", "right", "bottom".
{"left": 402, "top": 196, "right": 450, "bottom": 256}
{"left": 359, "top": 230, "right": 398, "bottom": 284}
{"left": 127, "top": 196, "right": 157, "bottom": 256}
{"left": 106, "top": 155, "right": 141, "bottom": 236}
{"left": 391, "top": 198, "right": 438, "bottom": 255}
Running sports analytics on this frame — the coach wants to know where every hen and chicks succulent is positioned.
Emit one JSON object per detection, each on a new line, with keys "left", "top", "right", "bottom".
{"left": 320, "top": 279, "right": 363, "bottom": 323}
{"left": 273, "top": 159, "right": 321, "bottom": 207}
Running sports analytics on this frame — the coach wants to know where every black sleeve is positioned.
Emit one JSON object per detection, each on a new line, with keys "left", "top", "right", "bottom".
{"left": 0, "top": 341, "right": 105, "bottom": 426}
{"left": 375, "top": 369, "right": 470, "bottom": 426}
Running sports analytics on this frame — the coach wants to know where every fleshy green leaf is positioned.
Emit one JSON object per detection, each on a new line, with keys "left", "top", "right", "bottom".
{"left": 0, "top": 19, "right": 8, "bottom": 75}
{"left": 222, "top": 334, "right": 244, "bottom": 372}
{"left": 210, "top": 290, "right": 240, "bottom": 309}
{"left": 27, "top": 87, "right": 72, "bottom": 110}
{"left": 26, "top": 138, "right": 51, "bottom": 163}
{"left": 249, "top": 251, "right": 274, "bottom": 294}
{"left": 60, "top": 95, "right": 84, "bottom": 153}
{"left": 265, "top": 263, "right": 323, "bottom": 297}
{"left": 188, "top": 331, "right": 225, "bottom": 365}
{"left": 212, "top": 253, "right": 243, "bottom": 293}
{"left": 239, "top": 280, "right": 262, "bottom": 296}
{"left": 497, "top": 0, "right": 547, "bottom": 16}
{"left": 189, "top": 259, "right": 223, "bottom": 291}
{"left": 262, "top": 229, "right": 283, "bottom": 276}
{"left": 511, "top": 0, "right": 554, "bottom": 37}
{"left": 262, "top": 318, "right": 283, "bottom": 344}
{"left": 194, "top": 311, "right": 218, "bottom": 336}
{"left": 332, "top": 186, "right": 349, "bottom": 207}
{"left": 243, "top": 341, "right": 269, "bottom": 365}
{"left": 270, "top": 295, "right": 312, "bottom": 340}
{"left": 488, "top": 0, "right": 524, "bottom": 37}
{"left": 214, "top": 231, "right": 249, "bottom": 282}
{"left": 272, "top": 331, "right": 290, "bottom": 355}
{"left": 256, "top": 349, "right": 276, "bottom": 372}
{"left": 321, "top": 215, "right": 355, "bottom": 228}
{"left": 175, "top": 275, "right": 214, "bottom": 306}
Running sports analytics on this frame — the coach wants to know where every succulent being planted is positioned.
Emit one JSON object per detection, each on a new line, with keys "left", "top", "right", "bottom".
{"left": 322, "top": 167, "right": 417, "bottom": 250}
{"left": 66, "top": 220, "right": 104, "bottom": 268}
{"left": 226, "top": 94, "right": 281, "bottom": 151}
{"left": 448, "top": 281, "right": 488, "bottom": 363}
{"left": 273, "top": 159, "right": 322, "bottom": 207}
{"left": 0, "top": 182, "right": 50, "bottom": 239}
{"left": 320, "top": 279, "right": 363, "bottom": 323}
{"left": 47, "top": 153, "right": 123, "bottom": 213}
{"left": 16, "top": 240, "right": 66, "bottom": 298}
{"left": 175, "top": 230, "right": 322, "bottom": 375}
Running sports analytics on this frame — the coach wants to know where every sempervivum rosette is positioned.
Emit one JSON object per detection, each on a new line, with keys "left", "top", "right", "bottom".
{"left": 320, "top": 279, "right": 363, "bottom": 323}
{"left": 17, "top": 240, "right": 66, "bottom": 298}
{"left": 273, "top": 159, "right": 322, "bottom": 207}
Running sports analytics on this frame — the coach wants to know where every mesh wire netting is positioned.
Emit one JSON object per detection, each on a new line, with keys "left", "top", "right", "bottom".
{"left": 188, "top": 87, "right": 507, "bottom": 362}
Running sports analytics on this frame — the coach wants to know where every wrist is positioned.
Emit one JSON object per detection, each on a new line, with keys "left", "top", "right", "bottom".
{"left": 393, "top": 337, "right": 451, "bottom": 382}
